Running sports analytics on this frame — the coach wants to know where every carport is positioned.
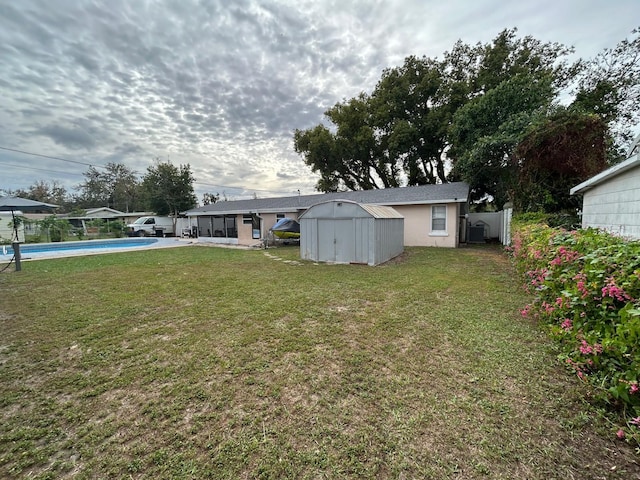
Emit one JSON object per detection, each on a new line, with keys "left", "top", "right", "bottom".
{"left": 299, "top": 200, "right": 404, "bottom": 266}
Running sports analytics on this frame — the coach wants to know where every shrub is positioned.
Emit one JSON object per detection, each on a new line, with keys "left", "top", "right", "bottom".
{"left": 510, "top": 223, "right": 640, "bottom": 447}
{"left": 37, "top": 216, "right": 72, "bottom": 243}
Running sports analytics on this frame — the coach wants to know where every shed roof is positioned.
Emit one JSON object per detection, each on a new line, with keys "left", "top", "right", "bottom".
{"left": 185, "top": 182, "right": 469, "bottom": 215}
{"left": 570, "top": 154, "right": 640, "bottom": 195}
{"left": 299, "top": 200, "right": 404, "bottom": 219}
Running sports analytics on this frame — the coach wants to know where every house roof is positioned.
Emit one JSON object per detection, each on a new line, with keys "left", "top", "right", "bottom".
{"left": 0, "top": 196, "right": 58, "bottom": 212}
{"left": 570, "top": 154, "right": 640, "bottom": 195}
{"left": 185, "top": 182, "right": 469, "bottom": 216}
{"left": 58, "top": 208, "right": 153, "bottom": 220}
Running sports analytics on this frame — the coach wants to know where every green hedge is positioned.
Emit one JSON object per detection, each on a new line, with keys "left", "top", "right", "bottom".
{"left": 509, "top": 222, "right": 640, "bottom": 446}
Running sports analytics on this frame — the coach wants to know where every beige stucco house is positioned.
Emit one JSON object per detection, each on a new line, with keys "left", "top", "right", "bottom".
{"left": 570, "top": 146, "right": 640, "bottom": 240}
{"left": 184, "top": 182, "right": 469, "bottom": 248}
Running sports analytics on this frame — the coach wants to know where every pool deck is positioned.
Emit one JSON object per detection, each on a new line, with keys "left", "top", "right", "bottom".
{"left": 1, "top": 238, "right": 195, "bottom": 261}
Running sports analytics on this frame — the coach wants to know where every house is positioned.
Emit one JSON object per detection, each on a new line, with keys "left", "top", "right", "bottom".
{"left": 184, "top": 182, "right": 469, "bottom": 248}
{"left": 59, "top": 208, "right": 153, "bottom": 234}
{"left": 570, "top": 142, "right": 640, "bottom": 240}
{"left": 0, "top": 211, "right": 25, "bottom": 243}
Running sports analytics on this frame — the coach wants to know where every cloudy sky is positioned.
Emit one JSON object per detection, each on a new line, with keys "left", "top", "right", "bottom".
{"left": 0, "top": 0, "right": 637, "bottom": 202}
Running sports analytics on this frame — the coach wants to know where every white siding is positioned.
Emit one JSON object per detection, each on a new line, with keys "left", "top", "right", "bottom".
{"left": 581, "top": 164, "right": 640, "bottom": 239}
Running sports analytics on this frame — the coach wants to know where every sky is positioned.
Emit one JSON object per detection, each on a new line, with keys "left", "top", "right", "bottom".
{"left": 0, "top": 0, "right": 638, "bottom": 203}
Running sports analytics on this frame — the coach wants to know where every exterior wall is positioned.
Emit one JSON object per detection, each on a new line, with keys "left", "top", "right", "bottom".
{"left": 393, "top": 203, "right": 458, "bottom": 247}
{"left": 372, "top": 218, "right": 404, "bottom": 265}
{"left": 189, "top": 203, "right": 464, "bottom": 248}
{"left": 0, "top": 213, "right": 25, "bottom": 243}
{"left": 580, "top": 165, "right": 640, "bottom": 239}
{"left": 237, "top": 214, "right": 254, "bottom": 245}
{"left": 189, "top": 211, "right": 302, "bottom": 245}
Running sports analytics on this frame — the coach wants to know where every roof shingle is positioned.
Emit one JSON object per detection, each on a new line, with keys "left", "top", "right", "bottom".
{"left": 185, "top": 182, "right": 469, "bottom": 215}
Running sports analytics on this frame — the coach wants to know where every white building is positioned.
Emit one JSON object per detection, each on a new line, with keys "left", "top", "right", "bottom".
{"left": 570, "top": 140, "right": 640, "bottom": 240}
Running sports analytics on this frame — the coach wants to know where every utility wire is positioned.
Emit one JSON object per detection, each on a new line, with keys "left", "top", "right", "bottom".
{"left": 1, "top": 145, "right": 308, "bottom": 197}
{"left": 0, "top": 161, "right": 85, "bottom": 177}
{"left": 0, "top": 146, "right": 106, "bottom": 169}
{"left": 192, "top": 179, "right": 300, "bottom": 196}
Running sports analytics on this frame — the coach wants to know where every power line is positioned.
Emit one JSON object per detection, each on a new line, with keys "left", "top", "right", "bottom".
{"left": 0, "top": 160, "right": 85, "bottom": 177}
{"left": 192, "top": 179, "right": 299, "bottom": 196}
{"left": 1, "top": 145, "right": 308, "bottom": 196}
{"left": 0, "top": 146, "right": 106, "bottom": 169}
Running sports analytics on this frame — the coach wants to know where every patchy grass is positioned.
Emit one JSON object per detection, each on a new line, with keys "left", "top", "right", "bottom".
{"left": 0, "top": 244, "right": 638, "bottom": 479}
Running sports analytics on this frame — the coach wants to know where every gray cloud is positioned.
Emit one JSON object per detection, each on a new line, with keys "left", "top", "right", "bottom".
{"left": 36, "top": 124, "right": 97, "bottom": 150}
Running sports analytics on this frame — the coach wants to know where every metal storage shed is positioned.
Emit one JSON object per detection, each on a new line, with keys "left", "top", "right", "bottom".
{"left": 299, "top": 200, "right": 404, "bottom": 266}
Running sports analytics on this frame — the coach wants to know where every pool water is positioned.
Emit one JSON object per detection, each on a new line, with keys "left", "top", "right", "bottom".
{"left": 0, "top": 238, "right": 185, "bottom": 260}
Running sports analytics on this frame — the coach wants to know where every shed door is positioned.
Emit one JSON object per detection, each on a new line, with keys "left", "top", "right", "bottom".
{"left": 317, "top": 219, "right": 355, "bottom": 263}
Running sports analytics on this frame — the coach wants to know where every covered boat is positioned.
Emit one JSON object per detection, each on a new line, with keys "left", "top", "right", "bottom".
{"left": 270, "top": 217, "right": 300, "bottom": 239}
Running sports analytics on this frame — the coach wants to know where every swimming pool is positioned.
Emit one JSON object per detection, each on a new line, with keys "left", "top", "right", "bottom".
{"left": 0, "top": 237, "right": 188, "bottom": 260}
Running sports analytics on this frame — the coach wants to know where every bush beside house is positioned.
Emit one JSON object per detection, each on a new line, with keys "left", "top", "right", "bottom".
{"left": 510, "top": 220, "right": 640, "bottom": 447}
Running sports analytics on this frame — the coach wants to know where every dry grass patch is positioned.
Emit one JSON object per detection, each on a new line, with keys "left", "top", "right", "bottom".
{"left": 0, "top": 245, "right": 638, "bottom": 479}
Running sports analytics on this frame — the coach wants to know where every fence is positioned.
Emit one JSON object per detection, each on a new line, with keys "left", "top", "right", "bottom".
{"left": 467, "top": 207, "right": 513, "bottom": 246}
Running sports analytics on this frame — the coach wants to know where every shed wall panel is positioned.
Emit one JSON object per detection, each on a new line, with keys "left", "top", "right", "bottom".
{"left": 299, "top": 200, "right": 404, "bottom": 265}
{"left": 581, "top": 165, "right": 640, "bottom": 239}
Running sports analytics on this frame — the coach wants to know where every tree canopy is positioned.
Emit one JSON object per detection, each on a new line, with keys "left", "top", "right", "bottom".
{"left": 9, "top": 180, "right": 69, "bottom": 209}
{"left": 141, "top": 160, "right": 197, "bottom": 217}
{"left": 574, "top": 27, "right": 640, "bottom": 156}
{"left": 514, "top": 109, "right": 608, "bottom": 212}
{"left": 76, "top": 162, "right": 141, "bottom": 212}
{"left": 4, "top": 160, "right": 200, "bottom": 215}
{"left": 294, "top": 27, "right": 639, "bottom": 213}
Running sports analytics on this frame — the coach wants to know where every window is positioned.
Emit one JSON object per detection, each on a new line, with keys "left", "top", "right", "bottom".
{"left": 251, "top": 215, "right": 260, "bottom": 239}
{"left": 225, "top": 216, "right": 237, "bottom": 238}
{"left": 431, "top": 205, "right": 447, "bottom": 232}
{"left": 197, "top": 216, "right": 238, "bottom": 238}
{"left": 276, "top": 213, "right": 285, "bottom": 220}
{"left": 243, "top": 214, "right": 261, "bottom": 237}
{"left": 212, "top": 216, "right": 225, "bottom": 237}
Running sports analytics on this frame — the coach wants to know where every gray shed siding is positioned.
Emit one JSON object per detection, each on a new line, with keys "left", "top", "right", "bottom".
{"left": 300, "top": 200, "right": 404, "bottom": 266}
{"left": 580, "top": 163, "right": 640, "bottom": 239}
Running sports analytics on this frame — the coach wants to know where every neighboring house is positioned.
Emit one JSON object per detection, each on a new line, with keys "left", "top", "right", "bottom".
{"left": 0, "top": 211, "right": 25, "bottom": 243}
{"left": 184, "top": 182, "right": 470, "bottom": 248}
{"left": 59, "top": 208, "right": 152, "bottom": 233}
{"left": 570, "top": 146, "right": 640, "bottom": 240}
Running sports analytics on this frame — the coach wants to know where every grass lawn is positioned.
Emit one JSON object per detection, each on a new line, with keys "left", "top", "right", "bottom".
{"left": 1, "top": 245, "right": 638, "bottom": 479}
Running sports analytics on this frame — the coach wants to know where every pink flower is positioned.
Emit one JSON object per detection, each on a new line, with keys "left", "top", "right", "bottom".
{"left": 601, "top": 277, "right": 633, "bottom": 302}
{"left": 575, "top": 280, "right": 589, "bottom": 299}
{"left": 630, "top": 417, "right": 640, "bottom": 427}
{"left": 630, "top": 383, "right": 639, "bottom": 395}
{"left": 579, "top": 341, "right": 593, "bottom": 355}
{"left": 561, "top": 319, "right": 572, "bottom": 331}
{"left": 578, "top": 340, "right": 603, "bottom": 356}
{"left": 616, "top": 429, "right": 625, "bottom": 439}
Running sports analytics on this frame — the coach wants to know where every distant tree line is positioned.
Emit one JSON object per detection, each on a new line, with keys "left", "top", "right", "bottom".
{"left": 2, "top": 159, "right": 219, "bottom": 215}
{"left": 294, "top": 27, "right": 640, "bottom": 213}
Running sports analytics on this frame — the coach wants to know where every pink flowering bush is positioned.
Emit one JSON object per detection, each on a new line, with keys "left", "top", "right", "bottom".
{"left": 510, "top": 221, "right": 640, "bottom": 447}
